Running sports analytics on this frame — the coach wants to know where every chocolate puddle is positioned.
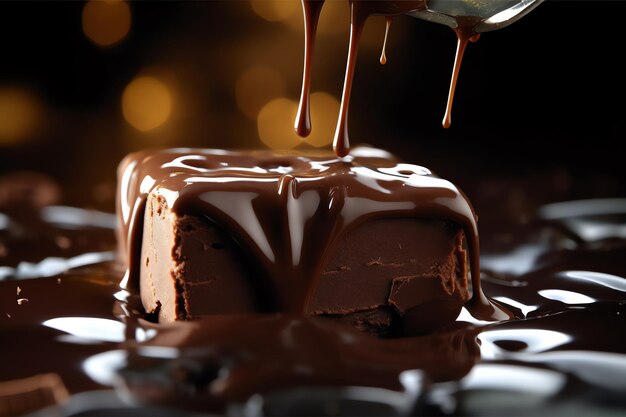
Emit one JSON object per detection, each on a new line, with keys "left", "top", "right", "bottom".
{"left": 2, "top": 168, "right": 626, "bottom": 415}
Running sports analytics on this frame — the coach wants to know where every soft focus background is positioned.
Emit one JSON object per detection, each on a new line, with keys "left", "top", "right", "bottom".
{"left": 0, "top": 0, "right": 624, "bottom": 215}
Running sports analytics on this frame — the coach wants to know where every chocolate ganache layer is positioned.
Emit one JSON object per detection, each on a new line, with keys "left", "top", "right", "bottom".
{"left": 116, "top": 146, "right": 509, "bottom": 331}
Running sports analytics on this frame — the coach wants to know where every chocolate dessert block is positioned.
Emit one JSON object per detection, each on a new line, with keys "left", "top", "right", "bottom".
{"left": 117, "top": 147, "right": 479, "bottom": 335}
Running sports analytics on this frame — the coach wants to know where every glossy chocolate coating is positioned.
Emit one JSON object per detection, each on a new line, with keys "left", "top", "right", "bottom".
{"left": 117, "top": 147, "right": 505, "bottom": 322}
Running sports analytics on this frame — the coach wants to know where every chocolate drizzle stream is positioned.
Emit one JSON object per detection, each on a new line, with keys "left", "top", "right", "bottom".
{"left": 380, "top": 17, "right": 392, "bottom": 65}
{"left": 296, "top": 1, "right": 427, "bottom": 157}
{"left": 294, "top": 0, "right": 324, "bottom": 138}
{"left": 296, "top": 1, "right": 486, "bottom": 153}
{"left": 443, "top": 17, "right": 481, "bottom": 129}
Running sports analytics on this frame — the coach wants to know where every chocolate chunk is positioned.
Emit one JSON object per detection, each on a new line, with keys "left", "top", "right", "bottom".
{"left": 0, "top": 172, "right": 60, "bottom": 210}
{"left": 141, "top": 204, "right": 469, "bottom": 334}
{"left": 118, "top": 147, "right": 485, "bottom": 334}
{"left": 0, "top": 373, "right": 69, "bottom": 417}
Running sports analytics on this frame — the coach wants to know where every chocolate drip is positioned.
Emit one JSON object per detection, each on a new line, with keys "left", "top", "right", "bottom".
{"left": 380, "top": 17, "right": 392, "bottom": 65}
{"left": 332, "top": 2, "right": 366, "bottom": 157}
{"left": 298, "top": 1, "right": 427, "bottom": 157}
{"left": 443, "top": 17, "right": 482, "bottom": 129}
{"left": 295, "top": 0, "right": 325, "bottom": 138}
{"left": 298, "top": 2, "right": 489, "bottom": 151}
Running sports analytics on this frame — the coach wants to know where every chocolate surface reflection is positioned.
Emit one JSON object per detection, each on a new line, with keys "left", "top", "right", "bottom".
{"left": 1, "top": 169, "right": 626, "bottom": 416}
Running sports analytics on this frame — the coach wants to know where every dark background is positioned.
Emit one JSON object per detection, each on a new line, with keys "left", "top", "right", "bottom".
{"left": 0, "top": 0, "right": 624, "bottom": 213}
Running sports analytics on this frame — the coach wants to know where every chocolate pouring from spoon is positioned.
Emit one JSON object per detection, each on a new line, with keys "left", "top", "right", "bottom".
{"left": 408, "top": 0, "right": 545, "bottom": 127}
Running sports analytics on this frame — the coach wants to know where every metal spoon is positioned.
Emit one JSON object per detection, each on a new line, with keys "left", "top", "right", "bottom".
{"left": 407, "top": 0, "right": 545, "bottom": 32}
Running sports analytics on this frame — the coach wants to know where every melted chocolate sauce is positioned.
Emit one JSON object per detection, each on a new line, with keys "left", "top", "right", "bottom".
{"left": 294, "top": 0, "right": 325, "bottom": 138}
{"left": 380, "top": 17, "right": 392, "bottom": 65}
{"left": 443, "top": 17, "right": 481, "bottom": 129}
{"left": 296, "top": 1, "right": 485, "bottom": 153}
{"left": 296, "top": 1, "right": 427, "bottom": 157}
{"left": 1, "top": 178, "right": 626, "bottom": 414}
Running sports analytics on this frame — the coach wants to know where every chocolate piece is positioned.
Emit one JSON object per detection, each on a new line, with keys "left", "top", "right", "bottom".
{"left": 0, "top": 373, "right": 69, "bottom": 417}
{"left": 0, "top": 171, "right": 60, "bottom": 210}
{"left": 141, "top": 203, "right": 468, "bottom": 333}
{"left": 118, "top": 146, "right": 507, "bottom": 333}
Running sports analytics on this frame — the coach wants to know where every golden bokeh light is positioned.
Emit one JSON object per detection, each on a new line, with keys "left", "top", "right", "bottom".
{"left": 236, "top": 67, "right": 286, "bottom": 119}
{"left": 122, "top": 76, "right": 172, "bottom": 132}
{"left": 0, "top": 88, "right": 41, "bottom": 146}
{"left": 250, "top": 0, "right": 299, "bottom": 22}
{"left": 82, "top": 0, "right": 131, "bottom": 47}
{"left": 257, "top": 97, "right": 299, "bottom": 150}
{"left": 305, "top": 92, "right": 340, "bottom": 147}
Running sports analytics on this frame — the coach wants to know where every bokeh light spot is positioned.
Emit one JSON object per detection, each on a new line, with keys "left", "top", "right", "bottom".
{"left": 250, "top": 0, "right": 298, "bottom": 22}
{"left": 305, "top": 92, "right": 340, "bottom": 147}
{"left": 236, "top": 67, "right": 286, "bottom": 120}
{"left": 0, "top": 88, "right": 41, "bottom": 146}
{"left": 122, "top": 76, "right": 172, "bottom": 132}
{"left": 82, "top": 0, "right": 131, "bottom": 47}
{"left": 257, "top": 98, "right": 299, "bottom": 150}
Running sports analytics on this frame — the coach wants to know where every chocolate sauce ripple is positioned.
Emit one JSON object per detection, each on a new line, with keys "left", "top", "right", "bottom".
{"left": 1, "top": 182, "right": 626, "bottom": 415}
